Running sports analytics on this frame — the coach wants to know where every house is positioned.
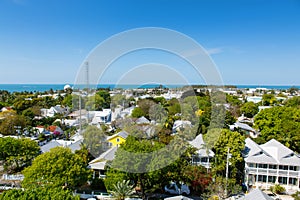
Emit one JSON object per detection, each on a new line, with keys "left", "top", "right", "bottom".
{"left": 47, "top": 125, "right": 63, "bottom": 135}
{"left": 41, "top": 105, "right": 69, "bottom": 118}
{"left": 244, "top": 138, "right": 300, "bottom": 192}
{"left": 88, "top": 146, "right": 118, "bottom": 178}
{"left": 172, "top": 120, "right": 192, "bottom": 134}
{"left": 107, "top": 131, "right": 128, "bottom": 147}
{"left": 230, "top": 122, "right": 259, "bottom": 138}
{"left": 189, "top": 134, "right": 214, "bottom": 169}
{"left": 135, "top": 116, "right": 150, "bottom": 124}
{"left": 91, "top": 109, "right": 111, "bottom": 124}
{"left": 40, "top": 140, "right": 62, "bottom": 153}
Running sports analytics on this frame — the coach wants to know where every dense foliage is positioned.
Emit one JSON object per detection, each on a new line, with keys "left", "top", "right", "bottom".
{"left": 0, "top": 137, "right": 40, "bottom": 172}
{"left": 0, "top": 187, "right": 79, "bottom": 200}
{"left": 22, "top": 147, "right": 90, "bottom": 189}
{"left": 254, "top": 106, "right": 300, "bottom": 153}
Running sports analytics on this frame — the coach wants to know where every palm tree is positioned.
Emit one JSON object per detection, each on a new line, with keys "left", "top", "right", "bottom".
{"left": 109, "top": 180, "right": 135, "bottom": 200}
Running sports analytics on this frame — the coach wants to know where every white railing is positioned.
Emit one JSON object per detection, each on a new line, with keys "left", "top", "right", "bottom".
{"left": 247, "top": 167, "right": 300, "bottom": 178}
{"left": 2, "top": 174, "right": 24, "bottom": 181}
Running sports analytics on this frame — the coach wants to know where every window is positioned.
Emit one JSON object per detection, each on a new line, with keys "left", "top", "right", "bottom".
{"left": 279, "top": 165, "right": 288, "bottom": 170}
{"left": 249, "top": 163, "right": 256, "bottom": 168}
{"left": 289, "top": 166, "right": 297, "bottom": 171}
{"left": 268, "top": 176, "right": 276, "bottom": 183}
{"left": 289, "top": 178, "right": 297, "bottom": 185}
{"left": 258, "top": 175, "right": 267, "bottom": 182}
{"left": 269, "top": 165, "right": 277, "bottom": 169}
{"left": 278, "top": 177, "right": 287, "bottom": 184}
{"left": 116, "top": 138, "right": 120, "bottom": 142}
{"left": 258, "top": 164, "right": 268, "bottom": 168}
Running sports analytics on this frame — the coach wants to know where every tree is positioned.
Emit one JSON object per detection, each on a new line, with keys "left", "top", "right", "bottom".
{"left": 96, "top": 89, "right": 111, "bottom": 109}
{"left": 0, "top": 137, "right": 40, "bottom": 173}
{"left": 0, "top": 114, "right": 30, "bottom": 135}
{"left": 262, "top": 94, "right": 277, "bottom": 106}
{"left": 0, "top": 187, "right": 80, "bottom": 200}
{"left": 240, "top": 102, "right": 259, "bottom": 118}
{"left": 254, "top": 106, "right": 300, "bottom": 153}
{"left": 285, "top": 96, "right": 300, "bottom": 108}
{"left": 62, "top": 94, "right": 73, "bottom": 108}
{"left": 212, "top": 129, "right": 245, "bottom": 181}
{"left": 131, "top": 107, "right": 146, "bottom": 118}
{"left": 82, "top": 125, "right": 107, "bottom": 157}
{"left": 22, "top": 147, "right": 90, "bottom": 189}
{"left": 287, "top": 86, "right": 299, "bottom": 95}
{"left": 104, "top": 168, "right": 127, "bottom": 191}
{"left": 136, "top": 99, "right": 156, "bottom": 118}
{"left": 109, "top": 135, "right": 192, "bottom": 199}
{"left": 109, "top": 180, "right": 135, "bottom": 200}
{"left": 182, "top": 165, "right": 212, "bottom": 194}
{"left": 111, "top": 94, "right": 128, "bottom": 108}
{"left": 202, "top": 176, "right": 241, "bottom": 199}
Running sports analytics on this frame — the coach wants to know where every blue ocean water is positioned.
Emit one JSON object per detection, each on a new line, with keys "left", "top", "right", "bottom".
{"left": 0, "top": 84, "right": 298, "bottom": 93}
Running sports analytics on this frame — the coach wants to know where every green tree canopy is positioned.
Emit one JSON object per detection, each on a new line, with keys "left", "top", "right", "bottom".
{"left": 285, "top": 96, "right": 300, "bottom": 108}
{"left": 0, "top": 187, "right": 79, "bottom": 200}
{"left": 254, "top": 106, "right": 300, "bottom": 153}
{"left": 212, "top": 129, "right": 245, "bottom": 181}
{"left": 131, "top": 107, "right": 146, "bottom": 118}
{"left": 82, "top": 125, "right": 107, "bottom": 157}
{"left": 22, "top": 147, "right": 90, "bottom": 189}
{"left": 0, "top": 137, "right": 40, "bottom": 172}
{"left": 240, "top": 101, "right": 259, "bottom": 118}
{"left": 0, "top": 113, "right": 30, "bottom": 135}
{"left": 262, "top": 93, "right": 277, "bottom": 106}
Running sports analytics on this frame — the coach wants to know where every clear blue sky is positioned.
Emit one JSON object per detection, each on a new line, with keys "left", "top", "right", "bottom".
{"left": 0, "top": 0, "right": 299, "bottom": 85}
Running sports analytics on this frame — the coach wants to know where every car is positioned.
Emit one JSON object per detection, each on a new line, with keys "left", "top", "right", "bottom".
{"left": 164, "top": 182, "right": 190, "bottom": 195}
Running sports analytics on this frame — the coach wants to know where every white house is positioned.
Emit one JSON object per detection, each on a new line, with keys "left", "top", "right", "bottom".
{"left": 91, "top": 109, "right": 111, "bottom": 124}
{"left": 88, "top": 146, "right": 118, "bottom": 178}
{"left": 244, "top": 138, "right": 300, "bottom": 192}
{"left": 41, "top": 105, "right": 69, "bottom": 118}
{"left": 189, "top": 134, "right": 214, "bottom": 169}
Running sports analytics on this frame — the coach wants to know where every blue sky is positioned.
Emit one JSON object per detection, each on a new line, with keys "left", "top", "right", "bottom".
{"left": 0, "top": 0, "right": 299, "bottom": 85}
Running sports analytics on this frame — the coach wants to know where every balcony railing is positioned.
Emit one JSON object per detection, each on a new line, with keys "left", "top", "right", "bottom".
{"left": 246, "top": 167, "right": 300, "bottom": 178}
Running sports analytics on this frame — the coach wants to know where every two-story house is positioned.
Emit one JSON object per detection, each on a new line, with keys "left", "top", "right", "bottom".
{"left": 244, "top": 138, "right": 300, "bottom": 192}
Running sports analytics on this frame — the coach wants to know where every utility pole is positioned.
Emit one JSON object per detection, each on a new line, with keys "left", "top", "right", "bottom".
{"left": 225, "top": 147, "right": 232, "bottom": 197}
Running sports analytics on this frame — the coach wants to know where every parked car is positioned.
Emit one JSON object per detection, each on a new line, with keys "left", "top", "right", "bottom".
{"left": 164, "top": 182, "right": 190, "bottom": 195}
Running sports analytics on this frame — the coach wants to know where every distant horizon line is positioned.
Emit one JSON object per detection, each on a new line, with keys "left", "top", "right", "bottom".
{"left": 0, "top": 83, "right": 299, "bottom": 86}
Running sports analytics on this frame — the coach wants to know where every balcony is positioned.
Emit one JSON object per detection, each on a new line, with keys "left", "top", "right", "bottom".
{"left": 246, "top": 167, "right": 300, "bottom": 178}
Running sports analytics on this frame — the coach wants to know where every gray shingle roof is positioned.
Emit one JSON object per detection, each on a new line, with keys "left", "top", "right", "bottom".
{"left": 245, "top": 138, "right": 300, "bottom": 166}
{"left": 107, "top": 131, "right": 128, "bottom": 141}
{"left": 235, "top": 122, "right": 256, "bottom": 132}
{"left": 89, "top": 146, "right": 118, "bottom": 170}
{"left": 245, "top": 188, "right": 273, "bottom": 200}
{"left": 68, "top": 139, "right": 83, "bottom": 153}
{"left": 189, "top": 134, "right": 205, "bottom": 149}
{"left": 136, "top": 116, "right": 150, "bottom": 124}
{"left": 189, "top": 134, "right": 215, "bottom": 157}
{"left": 40, "top": 140, "right": 62, "bottom": 153}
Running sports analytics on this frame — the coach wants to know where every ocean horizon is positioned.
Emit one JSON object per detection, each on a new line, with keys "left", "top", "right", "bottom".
{"left": 0, "top": 84, "right": 299, "bottom": 93}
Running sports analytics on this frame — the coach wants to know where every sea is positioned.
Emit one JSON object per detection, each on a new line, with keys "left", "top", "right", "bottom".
{"left": 0, "top": 84, "right": 299, "bottom": 93}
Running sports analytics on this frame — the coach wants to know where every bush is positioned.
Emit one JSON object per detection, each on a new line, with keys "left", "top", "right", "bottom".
{"left": 270, "top": 184, "right": 286, "bottom": 194}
